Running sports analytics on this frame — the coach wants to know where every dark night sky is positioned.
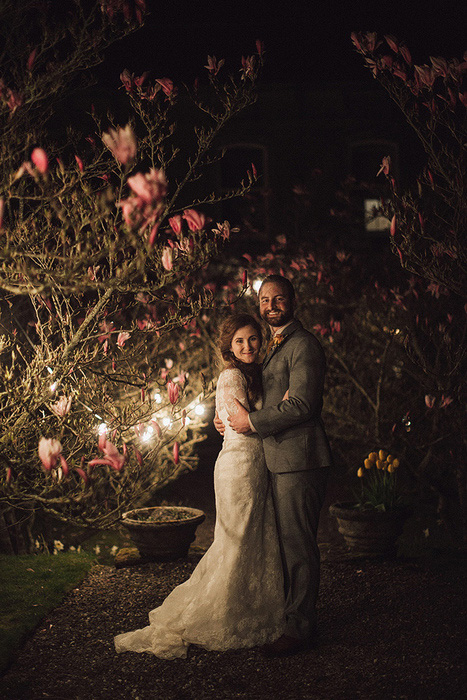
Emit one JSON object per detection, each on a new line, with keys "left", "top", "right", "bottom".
{"left": 103, "top": 0, "right": 466, "bottom": 86}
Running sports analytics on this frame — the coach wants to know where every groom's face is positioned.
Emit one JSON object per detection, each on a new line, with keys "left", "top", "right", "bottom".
{"left": 258, "top": 281, "right": 294, "bottom": 328}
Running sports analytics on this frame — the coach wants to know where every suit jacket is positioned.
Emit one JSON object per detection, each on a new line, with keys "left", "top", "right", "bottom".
{"left": 249, "top": 318, "right": 333, "bottom": 473}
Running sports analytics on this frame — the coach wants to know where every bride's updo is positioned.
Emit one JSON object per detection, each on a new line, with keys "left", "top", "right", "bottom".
{"left": 218, "top": 313, "right": 263, "bottom": 408}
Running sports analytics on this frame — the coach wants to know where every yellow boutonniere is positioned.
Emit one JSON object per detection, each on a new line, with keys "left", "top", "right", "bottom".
{"left": 266, "top": 334, "right": 285, "bottom": 354}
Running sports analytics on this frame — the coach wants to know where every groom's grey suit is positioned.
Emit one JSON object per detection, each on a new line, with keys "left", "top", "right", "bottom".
{"left": 249, "top": 318, "right": 332, "bottom": 639}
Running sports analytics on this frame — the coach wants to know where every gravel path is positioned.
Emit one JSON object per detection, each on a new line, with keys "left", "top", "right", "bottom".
{"left": 1, "top": 433, "right": 465, "bottom": 699}
{"left": 1, "top": 552, "right": 465, "bottom": 700}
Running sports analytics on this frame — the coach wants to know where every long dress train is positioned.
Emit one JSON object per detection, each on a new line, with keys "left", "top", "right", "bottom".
{"left": 114, "top": 368, "right": 285, "bottom": 659}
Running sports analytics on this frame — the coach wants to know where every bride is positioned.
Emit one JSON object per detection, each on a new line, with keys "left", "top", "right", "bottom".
{"left": 114, "top": 313, "right": 285, "bottom": 659}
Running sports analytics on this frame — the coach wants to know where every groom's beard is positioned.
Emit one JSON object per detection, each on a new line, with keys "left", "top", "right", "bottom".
{"left": 261, "top": 309, "right": 293, "bottom": 327}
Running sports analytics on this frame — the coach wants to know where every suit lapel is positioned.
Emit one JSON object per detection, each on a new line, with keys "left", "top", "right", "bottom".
{"left": 262, "top": 319, "right": 302, "bottom": 370}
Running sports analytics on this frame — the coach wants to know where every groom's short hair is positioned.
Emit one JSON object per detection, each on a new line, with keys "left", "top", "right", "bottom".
{"left": 260, "top": 275, "right": 295, "bottom": 302}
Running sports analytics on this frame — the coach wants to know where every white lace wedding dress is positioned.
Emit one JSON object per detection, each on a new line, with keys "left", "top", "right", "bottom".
{"left": 114, "top": 368, "right": 285, "bottom": 659}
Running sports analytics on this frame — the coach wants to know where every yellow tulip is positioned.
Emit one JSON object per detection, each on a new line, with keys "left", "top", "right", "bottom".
{"left": 357, "top": 467, "right": 364, "bottom": 477}
{"left": 392, "top": 458, "right": 400, "bottom": 469}
{"left": 382, "top": 461, "right": 389, "bottom": 470}
{"left": 364, "top": 458, "right": 372, "bottom": 469}
{"left": 376, "top": 459, "right": 383, "bottom": 470}
{"left": 368, "top": 452, "right": 378, "bottom": 462}
{"left": 387, "top": 464, "right": 394, "bottom": 473}
{"left": 387, "top": 454, "right": 394, "bottom": 463}
{"left": 379, "top": 449, "right": 387, "bottom": 461}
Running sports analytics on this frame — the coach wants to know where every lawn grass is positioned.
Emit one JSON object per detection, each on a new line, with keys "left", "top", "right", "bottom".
{"left": 0, "top": 551, "right": 95, "bottom": 675}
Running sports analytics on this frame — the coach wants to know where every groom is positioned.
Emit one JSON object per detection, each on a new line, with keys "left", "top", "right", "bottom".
{"left": 226, "top": 274, "right": 332, "bottom": 656}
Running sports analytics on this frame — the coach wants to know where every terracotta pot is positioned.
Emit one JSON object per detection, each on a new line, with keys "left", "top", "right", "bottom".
{"left": 329, "top": 501, "right": 409, "bottom": 556}
{"left": 121, "top": 506, "right": 205, "bottom": 561}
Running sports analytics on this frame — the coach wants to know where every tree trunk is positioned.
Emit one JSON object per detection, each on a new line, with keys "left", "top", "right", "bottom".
{"left": 0, "top": 504, "right": 35, "bottom": 555}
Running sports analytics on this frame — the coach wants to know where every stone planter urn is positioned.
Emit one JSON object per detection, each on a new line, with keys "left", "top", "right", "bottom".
{"left": 329, "top": 501, "right": 409, "bottom": 556}
{"left": 121, "top": 506, "right": 205, "bottom": 562}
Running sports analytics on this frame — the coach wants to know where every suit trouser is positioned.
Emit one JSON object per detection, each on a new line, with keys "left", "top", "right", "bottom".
{"left": 270, "top": 467, "right": 329, "bottom": 639}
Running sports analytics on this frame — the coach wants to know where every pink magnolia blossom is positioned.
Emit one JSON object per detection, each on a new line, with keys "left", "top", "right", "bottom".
{"left": 390, "top": 215, "right": 397, "bottom": 238}
{"left": 169, "top": 215, "right": 182, "bottom": 235}
{"left": 102, "top": 124, "right": 137, "bottom": 164}
{"left": 134, "top": 71, "right": 149, "bottom": 87}
{"left": 120, "top": 69, "right": 134, "bottom": 92}
{"left": 156, "top": 78, "right": 176, "bottom": 98}
{"left": 31, "top": 148, "right": 48, "bottom": 174}
{"left": 167, "top": 380, "right": 180, "bottom": 404}
{"left": 75, "top": 467, "right": 89, "bottom": 485}
{"left": 430, "top": 56, "right": 448, "bottom": 77}
{"left": 117, "top": 331, "right": 131, "bottom": 347}
{"left": 381, "top": 54, "right": 394, "bottom": 70}
{"left": 240, "top": 55, "right": 255, "bottom": 80}
{"left": 393, "top": 65, "right": 408, "bottom": 82}
{"left": 384, "top": 35, "right": 399, "bottom": 53}
{"left": 350, "top": 32, "right": 363, "bottom": 51}
{"left": 161, "top": 247, "right": 173, "bottom": 270}
{"left": 59, "top": 455, "right": 70, "bottom": 477}
{"left": 363, "top": 32, "right": 377, "bottom": 53}
{"left": 38, "top": 437, "right": 62, "bottom": 471}
{"left": 415, "top": 65, "right": 436, "bottom": 88}
{"left": 400, "top": 45, "right": 412, "bottom": 65}
{"left": 148, "top": 222, "right": 159, "bottom": 248}
{"left": 0, "top": 197, "right": 4, "bottom": 231}
{"left": 205, "top": 55, "right": 225, "bottom": 75}
{"left": 256, "top": 39, "right": 265, "bottom": 56}
{"left": 377, "top": 156, "right": 391, "bottom": 176}
{"left": 182, "top": 208, "right": 206, "bottom": 231}
{"left": 27, "top": 48, "right": 37, "bottom": 71}
{"left": 6, "top": 88, "right": 22, "bottom": 113}
{"left": 75, "top": 155, "right": 84, "bottom": 172}
{"left": 88, "top": 437, "right": 126, "bottom": 472}
{"left": 151, "top": 419, "right": 162, "bottom": 438}
{"left": 50, "top": 395, "right": 72, "bottom": 417}
{"left": 425, "top": 394, "right": 436, "bottom": 409}
{"left": 212, "top": 220, "right": 231, "bottom": 240}
{"left": 173, "top": 441, "right": 180, "bottom": 464}
{"left": 128, "top": 169, "right": 167, "bottom": 204}
{"left": 440, "top": 395, "right": 453, "bottom": 408}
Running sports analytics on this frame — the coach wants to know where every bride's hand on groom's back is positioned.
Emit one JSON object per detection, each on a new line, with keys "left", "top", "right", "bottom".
{"left": 213, "top": 411, "right": 225, "bottom": 435}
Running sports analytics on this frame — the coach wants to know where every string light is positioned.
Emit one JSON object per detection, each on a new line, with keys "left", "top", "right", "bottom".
{"left": 194, "top": 404, "right": 205, "bottom": 416}
{"left": 154, "top": 392, "right": 162, "bottom": 403}
{"left": 253, "top": 279, "right": 262, "bottom": 293}
{"left": 98, "top": 422, "right": 107, "bottom": 435}
{"left": 50, "top": 382, "right": 58, "bottom": 392}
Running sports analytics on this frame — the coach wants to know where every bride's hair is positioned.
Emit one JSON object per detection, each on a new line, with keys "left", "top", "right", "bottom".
{"left": 218, "top": 313, "right": 263, "bottom": 407}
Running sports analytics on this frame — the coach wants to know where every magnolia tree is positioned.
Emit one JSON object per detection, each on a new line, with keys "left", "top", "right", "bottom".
{"left": 0, "top": 0, "right": 262, "bottom": 552}
{"left": 348, "top": 33, "right": 466, "bottom": 540}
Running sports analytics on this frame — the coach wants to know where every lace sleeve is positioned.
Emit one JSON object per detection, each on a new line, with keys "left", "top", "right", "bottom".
{"left": 216, "top": 368, "right": 250, "bottom": 416}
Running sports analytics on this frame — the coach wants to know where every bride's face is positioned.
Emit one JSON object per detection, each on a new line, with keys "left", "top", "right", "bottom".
{"left": 230, "top": 325, "right": 261, "bottom": 363}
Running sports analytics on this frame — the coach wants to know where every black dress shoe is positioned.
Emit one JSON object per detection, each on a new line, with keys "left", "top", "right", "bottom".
{"left": 260, "top": 633, "right": 316, "bottom": 658}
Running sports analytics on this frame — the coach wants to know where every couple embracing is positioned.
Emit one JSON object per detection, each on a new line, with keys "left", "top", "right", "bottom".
{"left": 115, "top": 275, "right": 333, "bottom": 660}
